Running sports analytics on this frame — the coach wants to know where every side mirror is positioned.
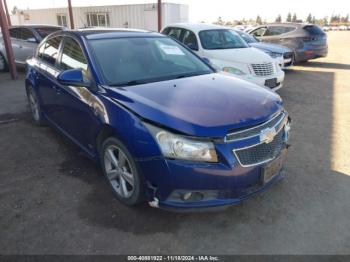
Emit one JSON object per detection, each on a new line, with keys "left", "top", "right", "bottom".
{"left": 27, "top": 37, "right": 38, "bottom": 43}
{"left": 57, "top": 69, "right": 90, "bottom": 87}
{"left": 201, "top": 57, "right": 211, "bottom": 65}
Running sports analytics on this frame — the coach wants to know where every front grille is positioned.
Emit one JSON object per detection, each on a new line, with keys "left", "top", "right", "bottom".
{"left": 251, "top": 62, "right": 274, "bottom": 76}
{"left": 283, "top": 52, "right": 293, "bottom": 59}
{"left": 226, "top": 111, "right": 286, "bottom": 141}
{"left": 234, "top": 128, "right": 285, "bottom": 166}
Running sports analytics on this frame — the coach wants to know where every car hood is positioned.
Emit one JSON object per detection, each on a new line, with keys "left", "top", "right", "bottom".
{"left": 249, "top": 42, "right": 292, "bottom": 53}
{"left": 105, "top": 73, "right": 283, "bottom": 137}
{"left": 203, "top": 47, "right": 273, "bottom": 64}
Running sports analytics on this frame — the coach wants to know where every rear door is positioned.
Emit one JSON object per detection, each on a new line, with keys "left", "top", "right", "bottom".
{"left": 262, "top": 26, "right": 287, "bottom": 44}
{"left": 10, "top": 28, "right": 38, "bottom": 64}
{"left": 35, "top": 36, "right": 63, "bottom": 121}
{"left": 8, "top": 28, "right": 22, "bottom": 64}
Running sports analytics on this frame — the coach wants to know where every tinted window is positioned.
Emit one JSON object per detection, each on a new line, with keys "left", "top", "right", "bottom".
{"left": 166, "top": 28, "right": 183, "bottom": 41}
{"left": 9, "top": 28, "right": 20, "bottom": 39}
{"left": 265, "top": 26, "right": 295, "bottom": 36}
{"left": 265, "top": 26, "right": 285, "bottom": 36}
{"left": 251, "top": 27, "right": 267, "bottom": 37}
{"left": 303, "top": 25, "right": 325, "bottom": 35}
{"left": 88, "top": 37, "right": 212, "bottom": 86}
{"left": 35, "top": 27, "right": 61, "bottom": 39}
{"left": 9, "top": 28, "right": 36, "bottom": 40}
{"left": 199, "top": 29, "right": 248, "bottom": 50}
{"left": 60, "top": 37, "right": 88, "bottom": 71}
{"left": 37, "top": 36, "right": 62, "bottom": 66}
{"left": 182, "top": 30, "right": 198, "bottom": 50}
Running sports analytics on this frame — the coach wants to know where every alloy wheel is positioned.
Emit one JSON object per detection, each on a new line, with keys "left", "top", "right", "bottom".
{"left": 0, "top": 54, "right": 5, "bottom": 71}
{"left": 28, "top": 90, "right": 40, "bottom": 122}
{"left": 104, "top": 145, "right": 135, "bottom": 198}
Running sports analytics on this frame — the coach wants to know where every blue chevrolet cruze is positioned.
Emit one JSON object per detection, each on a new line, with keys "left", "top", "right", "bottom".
{"left": 25, "top": 29, "right": 291, "bottom": 210}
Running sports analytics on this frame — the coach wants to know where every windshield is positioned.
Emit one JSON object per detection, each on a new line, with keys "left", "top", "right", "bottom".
{"left": 35, "top": 27, "right": 62, "bottom": 39}
{"left": 199, "top": 29, "right": 248, "bottom": 50}
{"left": 234, "top": 30, "right": 258, "bottom": 44}
{"left": 88, "top": 37, "right": 213, "bottom": 86}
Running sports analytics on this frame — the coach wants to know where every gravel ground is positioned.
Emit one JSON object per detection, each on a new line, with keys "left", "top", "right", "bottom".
{"left": 0, "top": 32, "right": 349, "bottom": 255}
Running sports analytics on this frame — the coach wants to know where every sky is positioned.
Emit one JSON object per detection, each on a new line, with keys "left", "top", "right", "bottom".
{"left": 5, "top": 0, "right": 350, "bottom": 23}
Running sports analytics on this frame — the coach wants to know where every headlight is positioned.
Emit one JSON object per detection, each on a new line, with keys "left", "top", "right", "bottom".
{"left": 222, "top": 67, "right": 246, "bottom": 75}
{"left": 144, "top": 123, "right": 218, "bottom": 162}
{"left": 264, "top": 50, "right": 282, "bottom": 58}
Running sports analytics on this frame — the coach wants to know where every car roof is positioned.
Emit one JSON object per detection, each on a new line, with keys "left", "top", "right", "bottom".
{"left": 10, "top": 24, "right": 63, "bottom": 29}
{"left": 163, "top": 23, "right": 228, "bottom": 33}
{"left": 260, "top": 23, "right": 305, "bottom": 28}
{"left": 65, "top": 28, "right": 164, "bottom": 40}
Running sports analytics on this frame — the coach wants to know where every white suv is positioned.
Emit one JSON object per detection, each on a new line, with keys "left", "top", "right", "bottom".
{"left": 162, "top": 23, "right": 285, "bottom": 91}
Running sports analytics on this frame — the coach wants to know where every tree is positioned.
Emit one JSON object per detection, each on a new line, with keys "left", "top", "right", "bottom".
{"left": 306, "top": 13, "right": 312, "bottom": 23}
{"left": 256, "top": 15, "right": 262, "bottom": 25}
{"left": 292, "top": 13, "right": 297, "bottom": 22}
{"left": 286, "top": 12, "right": 292, "bottom": 22}
{"left": 214, "top": 16, "right": 224, "bottom": 25}
{"left": 275, "top": 14, "right": 282, "bottom": 22}
{"left": 312, "top": 16, "right": 316, "bottom": 24}
{"left": 323, "top": 17, "right": 328, "bottom": 26}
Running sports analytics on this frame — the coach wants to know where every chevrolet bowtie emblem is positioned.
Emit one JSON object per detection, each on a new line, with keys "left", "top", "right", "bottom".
{"left": 260, "top": 127, "right": 276, "bottom": 144}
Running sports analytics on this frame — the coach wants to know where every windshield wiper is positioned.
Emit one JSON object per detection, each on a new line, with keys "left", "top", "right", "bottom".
{"left": 175, "top": 72, "right": 210, "bottom": 79}
{"left": 109, "top": 79, "right": 148, "bottom": 87}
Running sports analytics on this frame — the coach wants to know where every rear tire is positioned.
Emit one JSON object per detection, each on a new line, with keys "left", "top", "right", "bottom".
{"left": 0, "top": 52, "right": 8, "bottom": 72}
{"left": 100, "top": 137, "right": 146, "bottom": 206}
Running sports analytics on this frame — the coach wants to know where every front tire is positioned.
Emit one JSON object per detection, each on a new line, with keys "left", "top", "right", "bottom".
{"left": 100, "top": 137, "right": 146, "bottom": 206}
{"left": 26, "top": 86, "right": 45, "bottom": 126}
{"left": 0, "top": 52, "right": 8, "bottom": 72}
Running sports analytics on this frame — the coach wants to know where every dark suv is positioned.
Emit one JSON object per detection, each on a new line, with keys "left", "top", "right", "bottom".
{"left": 249, "top": 23, "right": 328, "bottom": 63}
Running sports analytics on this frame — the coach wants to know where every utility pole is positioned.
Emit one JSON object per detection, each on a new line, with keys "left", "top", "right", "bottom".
{"left": 0, "top": 0, "right": 17, "bottom": 79}
{"left": 3, "top": 0, "right": 11, "bottom": 26}
{"left": 67, "top": 0, "right": 74, "bottom": 29}
{"left": 157, "top": 0, "right": 162, "bottom": 32}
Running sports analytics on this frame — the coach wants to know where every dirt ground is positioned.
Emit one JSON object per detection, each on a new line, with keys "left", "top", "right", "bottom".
{"left": 0, "top": 32, "right": 349, "bottom": 255}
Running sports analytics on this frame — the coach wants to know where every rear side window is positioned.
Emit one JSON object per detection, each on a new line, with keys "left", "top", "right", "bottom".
{"left": 166, "top": 28, "right": 183, "bottom": 41}
{"left": 265, "top": 26, "right": 296, "bottom": 36}
{"left": 9, "top": 28, "right": 20, "bottom": 39}
{"left": 9, "top": 28, "right": 36, "bottom": 41}
{"left": 35, "top": 27, "right": 61, "bottom": 39}
{"left": 303, "top": 25, "right": 325, "bottom": 35}
{"left": 37, "top": 36, "right": 62, "bottom": 66}
{"left": 60, "top": 37, "right": 88, "bottom": 71}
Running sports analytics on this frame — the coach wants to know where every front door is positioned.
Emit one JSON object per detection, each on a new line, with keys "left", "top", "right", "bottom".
{"left": 54, "top": 36, "right": 100, "bottom": 150}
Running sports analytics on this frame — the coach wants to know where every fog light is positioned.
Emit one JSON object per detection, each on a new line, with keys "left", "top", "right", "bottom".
{"left": 182, "top": 192, "right": 204, "bottom": 201}
{"left": 183, "top": 192, "right": 192, "bottom": 201}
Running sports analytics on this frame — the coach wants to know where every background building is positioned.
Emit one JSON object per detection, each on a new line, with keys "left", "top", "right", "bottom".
{"left": 10, "top": 2, "right": 189, "bottom": 31}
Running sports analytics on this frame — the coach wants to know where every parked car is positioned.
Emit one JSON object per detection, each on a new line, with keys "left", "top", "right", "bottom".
{"left": 248, "top": 23, "right": 328, "bottom": 63}
{"left": 162, "top": 23, "right": 285, "bottom": 91}
{"left": 0, "top": 25, "right": 62, "bottom": 71}
{"left": 25, "top": 29, "right": 291, "bottom": 210}
{"left": 234, "top": 29, "right": 294, "bottom": 69}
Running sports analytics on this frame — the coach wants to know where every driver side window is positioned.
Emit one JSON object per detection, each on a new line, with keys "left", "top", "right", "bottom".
{"left": 181, "top": 30, "right": 198, "bottom": 51}
{"left": 251, "top": 27, "right": 267, "bottom": 37}
{"left": 59, "top": 37, "right": 88, "bottom": 72}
